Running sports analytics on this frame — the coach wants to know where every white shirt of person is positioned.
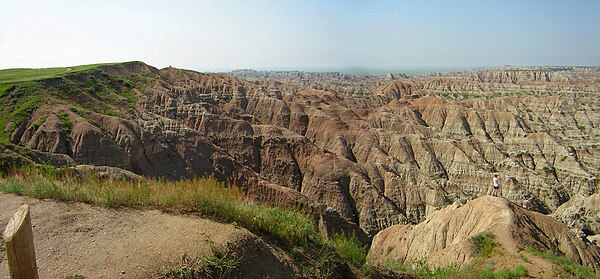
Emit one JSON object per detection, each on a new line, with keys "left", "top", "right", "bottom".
{"left": 493, "top": 177, "right": 500, "bottom": 187}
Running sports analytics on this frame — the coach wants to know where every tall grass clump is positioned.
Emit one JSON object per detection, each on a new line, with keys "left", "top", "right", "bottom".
{"left": 470, "top": 232, "right": 497, "bottom": 258}
{"left": 328, "top": 233, "right": 368, "bottom": 267}
{"left": 1, "top": 178, "right": 25, "bottom": 195}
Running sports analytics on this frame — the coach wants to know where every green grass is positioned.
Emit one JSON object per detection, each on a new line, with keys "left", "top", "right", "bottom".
{"left": 121, "top": 91, "right": 137, "bottom": 104}
{"left": 45, "top": 65, "right": 144, "bottom": 116}
{"left": 0, "top": 83, "right": 14, "bottom": 97}
{"left": 526, "top": 248, "right": 598, "bottom": 279}
{"left": 0, "top": 62, "right": 149, "bottom": 141}
{"left": 11, "top": 94, "right": 41, "bottom": 120}
{"left": 0, "top": 67, "right": 74, "bottom": 83}
{"left": 1, "top": 179, "right": 25, "bottom": 195}
{"left": 517, "top": 253, "right": 530, "bottom": 263}
{"left": 317, "top": 245, "right": 336, "bottom": 279}
{"left": 0, "top": 83, "right": 42, "bottom": 141}
{"left": 162, "top": 251, "right": 241, "bottom": 279}
{"left": 58, "top": 112, "right": 72, "bottom": 135}
{"left": 0, "top": 63, "right": 121, "bottom": 83}
{"left": 382, "top": 259, "right": 529, "bottom": 279}
{"left": 494, "top": 265, "right": 529, "bottom": 279}
{"left": 201, "top": 247, "right": 242, "bottom": 279}
{"left": 328, "top": 233, "right": 368, "bottom": 267}
{"left": 470, "top": 232, "right": 498, "bottom": 258}
{"left": 31, "top": 115, "right": 48, "bottom": 131}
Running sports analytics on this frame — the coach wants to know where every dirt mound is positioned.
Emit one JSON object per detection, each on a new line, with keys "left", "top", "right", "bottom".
{"left": 368, "top": 196, "right": 600, "bottom": 274}
{"left": 0, "top": 193, "right": 297, "bottom": 278}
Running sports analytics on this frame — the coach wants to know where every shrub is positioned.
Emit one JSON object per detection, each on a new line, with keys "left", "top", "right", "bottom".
{"left": 58, "top": 112, "right": 72, "bottom": 134}
{"left": 542, "top": 165, "right": 555, "bottom": 175}
{"left": 470, "top": 232, "right": 497, "bottom": 257}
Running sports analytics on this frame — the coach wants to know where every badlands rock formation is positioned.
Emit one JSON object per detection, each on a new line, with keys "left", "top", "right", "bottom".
{"left": 1, "top": 62, "right": 599, "bottom": 240}
{"left": 229, "top": 69, "right": 388, "bottom": 97}
{"left": 368, "top": 196, "right": 600, "bottom": 273}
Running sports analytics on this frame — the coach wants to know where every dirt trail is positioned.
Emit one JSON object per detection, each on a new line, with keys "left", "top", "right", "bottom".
{"left": 0, "top": 193, "right": 294, "bottom": 278}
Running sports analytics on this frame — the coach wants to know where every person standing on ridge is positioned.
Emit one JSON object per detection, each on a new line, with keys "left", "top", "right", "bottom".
{"left": 491, "top": 174, "right": 500, "bottom": 196}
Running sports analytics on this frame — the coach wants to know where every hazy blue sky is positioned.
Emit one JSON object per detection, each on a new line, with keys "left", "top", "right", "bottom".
{"left": 1, "top": 0, "right": 599, "bottom": 71}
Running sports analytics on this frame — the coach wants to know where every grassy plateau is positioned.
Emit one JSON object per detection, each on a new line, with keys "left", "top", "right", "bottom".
{"left": 0, "top": 63, "right": 120, "bottom": 83}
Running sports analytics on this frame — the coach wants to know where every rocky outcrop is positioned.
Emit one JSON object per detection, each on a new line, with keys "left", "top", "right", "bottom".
{"left": 368, "top": 196, "right": 600, "bottom": 272}
{"left": 420, "top": 67, "right": 600, "bottom": 95}
{"left": 229, "top": 69, "right": 388, "bottom": 98}
{"left": 72, "top": 165, "right": 145, "bottom": 181}
{"left": 553, "top": 193, "right": 600, "bottom": 245}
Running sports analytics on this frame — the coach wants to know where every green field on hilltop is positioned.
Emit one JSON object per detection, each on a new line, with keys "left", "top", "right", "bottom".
{"left": 0, "top": 63, "right": 121, "bottom": 83}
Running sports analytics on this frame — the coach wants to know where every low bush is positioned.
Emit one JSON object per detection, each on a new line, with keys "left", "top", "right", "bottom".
{"left": 470, "top": 232, "right": 497, "bottom": 257}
